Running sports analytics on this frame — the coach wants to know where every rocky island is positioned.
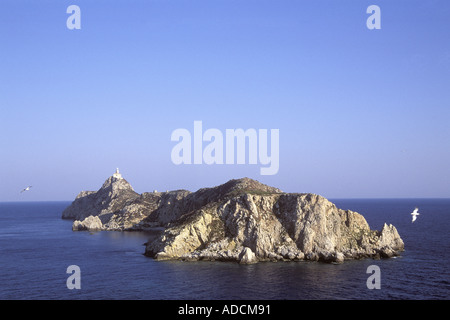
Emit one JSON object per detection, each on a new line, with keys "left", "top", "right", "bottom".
{"left": 62, "top": 169, "right": 404, "bottom": 264}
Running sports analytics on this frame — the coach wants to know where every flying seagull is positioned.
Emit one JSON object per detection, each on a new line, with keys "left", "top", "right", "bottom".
{"left": 20, "top": 186, "right": 32, "bottom": 193}
{"left": 411, "top": 207, "right": 420, "bottom": 223}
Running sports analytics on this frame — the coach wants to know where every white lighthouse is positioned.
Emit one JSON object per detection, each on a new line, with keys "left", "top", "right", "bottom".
{"left": 113, "top": 168, "right": 123, "bottom": 179}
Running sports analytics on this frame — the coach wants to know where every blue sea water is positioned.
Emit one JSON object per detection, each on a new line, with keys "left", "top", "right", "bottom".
{"left": 0, "top": 199, "right": 449, "bottom": 300}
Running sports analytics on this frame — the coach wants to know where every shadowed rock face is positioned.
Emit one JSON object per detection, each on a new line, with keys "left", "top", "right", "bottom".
{"left": 62, "top": 175, "right": 404, "bottom": 263}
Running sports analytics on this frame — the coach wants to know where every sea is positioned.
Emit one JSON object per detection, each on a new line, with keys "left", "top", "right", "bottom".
{"left": 0, "top": 199, "right": 449, "bottom": 300}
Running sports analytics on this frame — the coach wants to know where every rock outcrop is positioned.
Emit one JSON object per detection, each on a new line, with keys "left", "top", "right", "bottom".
{"left": 61, "top": 174, "right": 139, "bottom": 222}
{"left": 72, "top": 215, "right": 103, "bottom": 231}
{"left": 62, "top": 171, "right": 404, "bottom": 263}
{"left": 239, "top": 247, "right": 258, "bottom": 264}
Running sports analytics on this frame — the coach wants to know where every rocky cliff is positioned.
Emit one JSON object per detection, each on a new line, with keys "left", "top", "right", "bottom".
{"left": 62, "top": 172, "right": 404, "bottom": 263}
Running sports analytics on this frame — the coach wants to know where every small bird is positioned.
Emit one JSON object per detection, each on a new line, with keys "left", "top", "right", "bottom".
{"left": 20, "top": 186, "right": 32, "bottom": 193}
{"left": 411, "top": 207, "right": 420, "bottom": 223}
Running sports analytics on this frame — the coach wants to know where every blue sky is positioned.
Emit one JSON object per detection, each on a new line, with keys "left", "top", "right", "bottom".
{"left": 1, "top": 0, "right": 449, "bottom": 201}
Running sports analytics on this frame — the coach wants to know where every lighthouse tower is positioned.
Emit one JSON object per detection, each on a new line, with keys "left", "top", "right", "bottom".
{"left": 113, "top": 168, "right": 123, "bottom": 179}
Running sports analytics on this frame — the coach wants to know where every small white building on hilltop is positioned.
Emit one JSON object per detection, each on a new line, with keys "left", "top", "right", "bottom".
{"left": 113, "top": 168, "right": 123, "bottom": 179}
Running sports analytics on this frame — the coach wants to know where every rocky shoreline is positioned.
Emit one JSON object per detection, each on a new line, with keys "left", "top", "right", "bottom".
{"left": 62, "top": 171, "right": 404, "bottom": 264}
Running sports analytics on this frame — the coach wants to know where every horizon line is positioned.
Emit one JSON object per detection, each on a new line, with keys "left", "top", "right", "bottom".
{"left": 2, "top": 197, "right": 450, "bottom": 203}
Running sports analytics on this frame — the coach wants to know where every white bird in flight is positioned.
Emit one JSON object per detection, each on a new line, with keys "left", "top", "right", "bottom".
{"left": 411, "top": 207, "right": 420, "bottom": 222}
{"left": 21, "top": 186, "right": 32, "bottom": 193}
